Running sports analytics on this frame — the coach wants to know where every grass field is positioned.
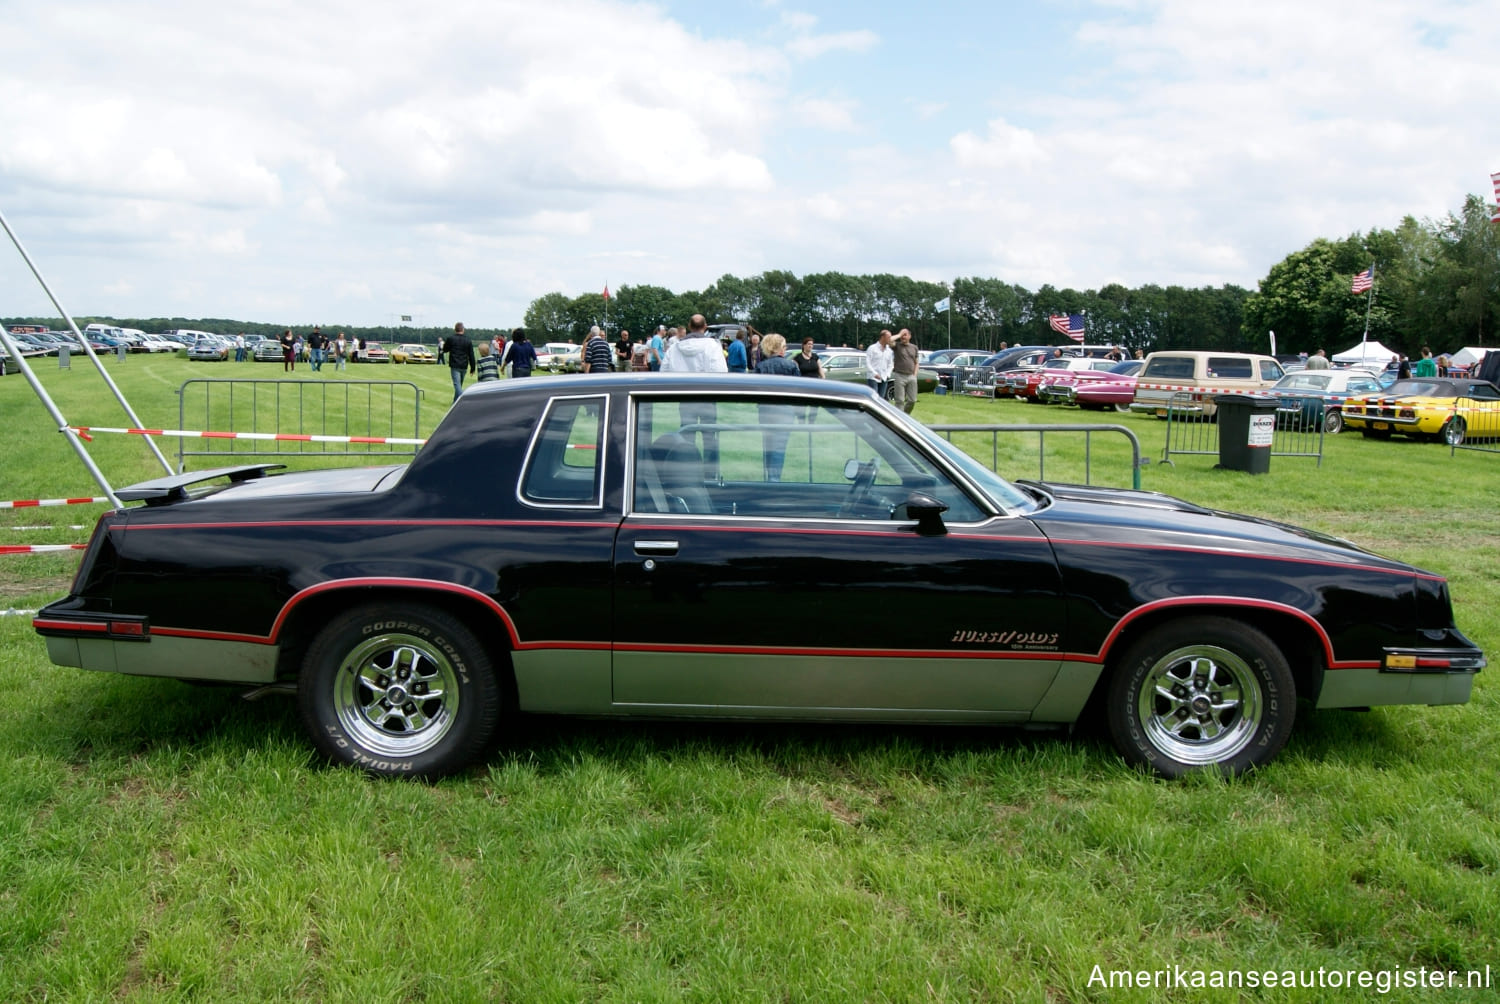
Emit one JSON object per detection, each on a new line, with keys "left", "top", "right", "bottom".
{"left": 1, "top": 353, "right": 1496, "bottom": 1001}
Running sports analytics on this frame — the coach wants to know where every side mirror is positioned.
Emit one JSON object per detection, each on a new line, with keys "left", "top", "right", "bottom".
{"left": 894, "top": 492, "right": 949, "bottom": 536}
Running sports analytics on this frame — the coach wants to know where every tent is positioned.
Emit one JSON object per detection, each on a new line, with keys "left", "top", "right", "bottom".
{"left": 1448, "top": 346, "right": 1489, "bottom": 369}
{"left": 1331, "top": 340, "right": 1399, "bottom": 366}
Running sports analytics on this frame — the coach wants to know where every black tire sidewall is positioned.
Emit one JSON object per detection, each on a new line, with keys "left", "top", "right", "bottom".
{"left": 298, "top": 604, "right": 502, "bottom": 778}
{"left": 1106, "top": 617, "right": 1295, "bottom": 778}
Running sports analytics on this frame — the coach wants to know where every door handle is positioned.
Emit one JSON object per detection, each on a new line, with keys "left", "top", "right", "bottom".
{"left": 633, "top": 540, "right": 679, "bottom": 556}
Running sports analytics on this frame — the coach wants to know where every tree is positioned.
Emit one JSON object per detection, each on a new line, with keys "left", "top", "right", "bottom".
{"left": 523, "top": 293, "right": 573, "bottom": 343}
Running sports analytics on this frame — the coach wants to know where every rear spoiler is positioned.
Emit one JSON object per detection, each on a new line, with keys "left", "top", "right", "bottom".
{"left": 115, "top": 464, "right": 285, "bottom": 506}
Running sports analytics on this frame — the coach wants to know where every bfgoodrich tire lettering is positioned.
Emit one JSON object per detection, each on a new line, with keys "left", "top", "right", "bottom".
{"left": 1106, "top": 617, "right": 1295, "bottom": 778}
{"left": 298, "top": 603, "right": 502, "bottom": 778}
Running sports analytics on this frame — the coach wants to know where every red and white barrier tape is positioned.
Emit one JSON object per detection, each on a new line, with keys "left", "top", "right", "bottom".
{"left": 1132, "top": 383, "right": 1359, "bottom": 403}
{"left": 0, "top": 544, "right": 86, "bottom": 555}
{"left": 0, "top": 496, "right": 109, "bottom": 509}
{"left": 68, "top": 426, "right": 428, "bottom": 446}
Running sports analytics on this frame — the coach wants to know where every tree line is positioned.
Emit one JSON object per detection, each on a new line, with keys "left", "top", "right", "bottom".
{"left": 522, "top": 192, "right": 1497, "bottom": 358}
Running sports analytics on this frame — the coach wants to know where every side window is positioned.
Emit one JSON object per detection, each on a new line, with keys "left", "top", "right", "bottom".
{"left": 633, "top": 398, "right": 984, "bottom": 522}
{"left": 519, "top": 396, "right": 606, "bottom": 508}
{"left": 1209, "top": 357, "right": 1253, "bottom": 379}
{"left": 1260, "top": 360, "right": 1284, "bottom": 381}
{"left": 1142, "top": 357, "right": 1195, "bottom": 380}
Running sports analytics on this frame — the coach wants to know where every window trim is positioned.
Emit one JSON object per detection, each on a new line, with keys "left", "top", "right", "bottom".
{"left": 516, "top": 393, "right": 610, "bottom": 511}
{"left": 624, "top": 389, "right": 1005, "bottom": 523}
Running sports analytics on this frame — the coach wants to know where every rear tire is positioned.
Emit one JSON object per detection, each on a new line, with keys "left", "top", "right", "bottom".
{"left": 1323, "top": 410, "right": 1343, "bottom": 435}
{"left": 1106, "top": 617, "right": 1295, "bottom": 777}
{"left": 1442, "top": 417, "right": 1466, "bottom": 446}
{"left": 298, "top": 603, "right": 502, "bottom": 778}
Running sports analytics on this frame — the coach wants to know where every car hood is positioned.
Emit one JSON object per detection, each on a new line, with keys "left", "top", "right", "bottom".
{"left": 1017, "top": 480, "right": 1420, "bottom": 575}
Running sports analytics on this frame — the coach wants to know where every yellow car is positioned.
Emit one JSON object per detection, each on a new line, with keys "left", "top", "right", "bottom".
{"left": 1341, "top": 377, "right": 1500, "bottom": 445}
{"left": 391, "top": 342, "right": 437, "bottom": 364}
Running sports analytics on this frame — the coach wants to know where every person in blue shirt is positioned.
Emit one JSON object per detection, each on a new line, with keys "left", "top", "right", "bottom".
{"left": 727, "top": 332, "right": 749, "bottom": 372}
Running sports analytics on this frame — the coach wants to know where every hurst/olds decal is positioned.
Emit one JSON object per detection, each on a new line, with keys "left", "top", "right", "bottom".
{"left": 951, "top": 629, "right": 1059, "bottom": 650}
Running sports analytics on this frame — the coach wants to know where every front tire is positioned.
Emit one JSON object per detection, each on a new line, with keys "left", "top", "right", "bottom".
{"left": 299, "top": 603, "right": 502, "bottom": 778}
{"left": 1106, "top": 617, "right": 1295, "bottom": 777}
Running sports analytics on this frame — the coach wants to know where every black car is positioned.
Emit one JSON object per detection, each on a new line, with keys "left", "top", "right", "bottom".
{"left": 35, "top": 376, "right": 1484, "bottom": 779}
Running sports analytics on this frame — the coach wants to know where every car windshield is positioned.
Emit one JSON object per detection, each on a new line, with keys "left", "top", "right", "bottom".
{"left": 884, "top": 410, "right": 1039, "bottom": 514}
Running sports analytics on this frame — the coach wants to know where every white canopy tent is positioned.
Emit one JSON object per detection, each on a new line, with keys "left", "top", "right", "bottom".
{"left": 1331, "top": 340, "right": 1399, "bottom": 366}
{"left": 1448, "top": 346, "right": 1489, "bottom": 369}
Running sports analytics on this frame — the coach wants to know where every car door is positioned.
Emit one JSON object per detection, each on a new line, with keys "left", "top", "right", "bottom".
{"left": 610, "top": 391, "right": 1066, "bottom": 721}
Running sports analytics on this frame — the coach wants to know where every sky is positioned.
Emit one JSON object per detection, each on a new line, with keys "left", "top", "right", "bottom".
{"left": 1, "top": 0, "right": 1496, "bottom": 328}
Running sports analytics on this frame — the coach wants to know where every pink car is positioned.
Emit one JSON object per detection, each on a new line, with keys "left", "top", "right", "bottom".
{"left": 1069, "top": 361, "right": 1144, "bottom": 411}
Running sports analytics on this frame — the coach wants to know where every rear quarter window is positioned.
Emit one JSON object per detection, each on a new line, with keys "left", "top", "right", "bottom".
{"left": 519, "top": 396, "right": 607, "bottom": 508}
{"left": 1207, "top": 357, "right": 1253, "bottom": 379}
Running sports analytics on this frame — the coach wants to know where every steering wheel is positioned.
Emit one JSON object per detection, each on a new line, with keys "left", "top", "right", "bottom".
{"left": 838, "top": 458, "right": 880, "bottom": 517}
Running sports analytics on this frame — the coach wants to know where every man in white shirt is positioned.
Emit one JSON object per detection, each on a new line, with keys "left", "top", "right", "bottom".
{"left": 865, "top": 329, "right": 895, "bottom": 399}
{"left": 660, "top": 315, "right": 728, "bottom": 373}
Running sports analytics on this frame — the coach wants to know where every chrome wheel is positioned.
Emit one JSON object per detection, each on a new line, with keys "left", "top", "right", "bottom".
{"left": 1323, "top": 410, "right": 1343, "bottom": 435}
{"left": 1135, "top": 644, "right": 1261, "bottom": 766}
{"left": 300, "top": 603, "right": 503, "bottom": 777}
{"left": 1443, "top": 417, "right": 1466, "bottom": 446}
{"left": 334, "top": 632, "right": 460, "bottom": 756}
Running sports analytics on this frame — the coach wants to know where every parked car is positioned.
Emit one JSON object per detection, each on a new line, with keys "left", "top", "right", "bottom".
{"left": 391, "top": 343, "right": 437, "bottom": 364}
{"left": 1340, "top": 378, "right": 1500, "bottom": 445}
{"left": 1014, "top": 357, "right": 1119, "bottom": 402}
{"left": 1039, "top": 360, "right": 1143, "bottom": 407}
{"left": 253, "top": 339, "right": 287, "bottom": 362}
{"left": 186, "top": 337, "right": 229, "bottom": 362}
{"left": 33, "top": 376, "right": 1484, "bottom": 780}
{"left": 820, "top": 350, "right": 940, "bottom": 394}
{"left": 1131, "top": 351, "right": 1285, "bottom": 418}
{"left": 537, "top": 342, "right": 581, "bottom": 372}
{"left": 924, "top": 350, "right": 992, "bottom": 391}
{"left": 1267, "top": 369, "right": 1385, "bottom": 434}
{"left": 1070, "top": 363, "right": 1145, "bottom": 412}
{"left": 359, "top": 341, "right": 391, "bottom": 363}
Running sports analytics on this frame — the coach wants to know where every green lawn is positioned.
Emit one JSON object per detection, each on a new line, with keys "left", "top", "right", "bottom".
{"left": 1, "top": 354, "right": 1496, "bottom": 1002}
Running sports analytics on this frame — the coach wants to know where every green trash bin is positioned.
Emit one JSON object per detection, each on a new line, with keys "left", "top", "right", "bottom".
{"left": 1214, "top": 394, "right": 1276, "bottom": 474}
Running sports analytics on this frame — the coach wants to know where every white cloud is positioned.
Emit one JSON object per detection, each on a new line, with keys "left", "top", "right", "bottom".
{"left": 790, "top": 98, "right": 861, "bottom": 132}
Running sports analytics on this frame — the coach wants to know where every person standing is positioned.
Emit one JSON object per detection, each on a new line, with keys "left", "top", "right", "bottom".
{"left": 1305, "top": 348, "right": 1330, "bottom": 371}
{"left": 649, "top": 326, "right": 666, "bottom": 371}
{"left": 442, "top": 322, "right": 475, "bottom": 401}
{"left": 334, "top": 332, "right": 347, "bottom": 370}
{"left": 865, "top": 329, "right": 894, "bottom": 399}
{"left": 726, "top": 331, "right": 749, "bottom": 372}
{"left": 890, "top": 328, "right": 920, "bottom": 413}
{"left": 280, "top": 329, "right": 296, "bottom": 372}
{"left": 755, "top": 334, "right": 800, "bottom": 481}
{"left": 615, "top": 329, "right": 632, "bottom": 370}
{"left": 1412, "top": 347, "right": 1438, "bottom": 377}
{"left": 501, "top": 329, "right": 538, "bottom": 377}
{"left": 660, "top": 315, "right": 728, "bottom": 373}
{"left": 234, "top": 332, "right": 246, "bottom": 362}
{"left": 794, "top": 338, "right": 824, "bottom": 378}
{"left": 584, "top": 327, "right": 614, "bottom": 373}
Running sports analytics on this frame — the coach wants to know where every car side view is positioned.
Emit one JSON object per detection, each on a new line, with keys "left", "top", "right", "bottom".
{"left": 34, "top": 376, "right": 1485, "bottom": 779}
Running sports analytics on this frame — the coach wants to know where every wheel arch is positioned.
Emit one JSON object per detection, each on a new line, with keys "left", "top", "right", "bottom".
{"left": 271, "top": 580, "right": 519, "bottom": 705}
{"left": 1080, "top": 599, "right": 1328, "bottom": 718}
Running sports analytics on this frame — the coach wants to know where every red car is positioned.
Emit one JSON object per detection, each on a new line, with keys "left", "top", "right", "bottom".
{"left": 1008, "top": 357, "right": 1120, "bottom": 402}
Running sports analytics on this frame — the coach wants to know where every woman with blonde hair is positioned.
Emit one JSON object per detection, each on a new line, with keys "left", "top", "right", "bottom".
{"left": 755, "top": 333, "right": 801, "bottom": 376}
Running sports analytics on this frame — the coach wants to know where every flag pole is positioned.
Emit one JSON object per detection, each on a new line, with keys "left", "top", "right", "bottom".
{"left": 1361, "top": 264, "right": 1375, "bottom": 347}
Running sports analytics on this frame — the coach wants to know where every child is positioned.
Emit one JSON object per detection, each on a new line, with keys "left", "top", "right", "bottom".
{"left": 475, "top": 339, "right": 499, "bottom": 383}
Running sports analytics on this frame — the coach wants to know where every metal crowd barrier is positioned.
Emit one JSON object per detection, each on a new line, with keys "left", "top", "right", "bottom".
{"left": 1449, "top": 397, "right": 1500, "bottom": 455}
{"left": 1160, "top": 392, "right": 1326, "bottom": 467}
{"left": 177, "top": 378, "right": 424, "bottom": 470}
{"left": 928, "top": 423, "right": 1146, "bottom": 490}
{"left": 955, "top": 366, "right": 1000, "bottom": 399}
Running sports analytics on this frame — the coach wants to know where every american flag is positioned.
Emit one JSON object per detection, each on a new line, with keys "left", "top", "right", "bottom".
{"left": 1491, "top": 171, "right": 1500, "bottom": 223}
{"left": 1351, "top": 268, "right": 1374, "bottom": 294}
{"left": 1049, "top": 313, "right": 1085, "bottom": 342}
